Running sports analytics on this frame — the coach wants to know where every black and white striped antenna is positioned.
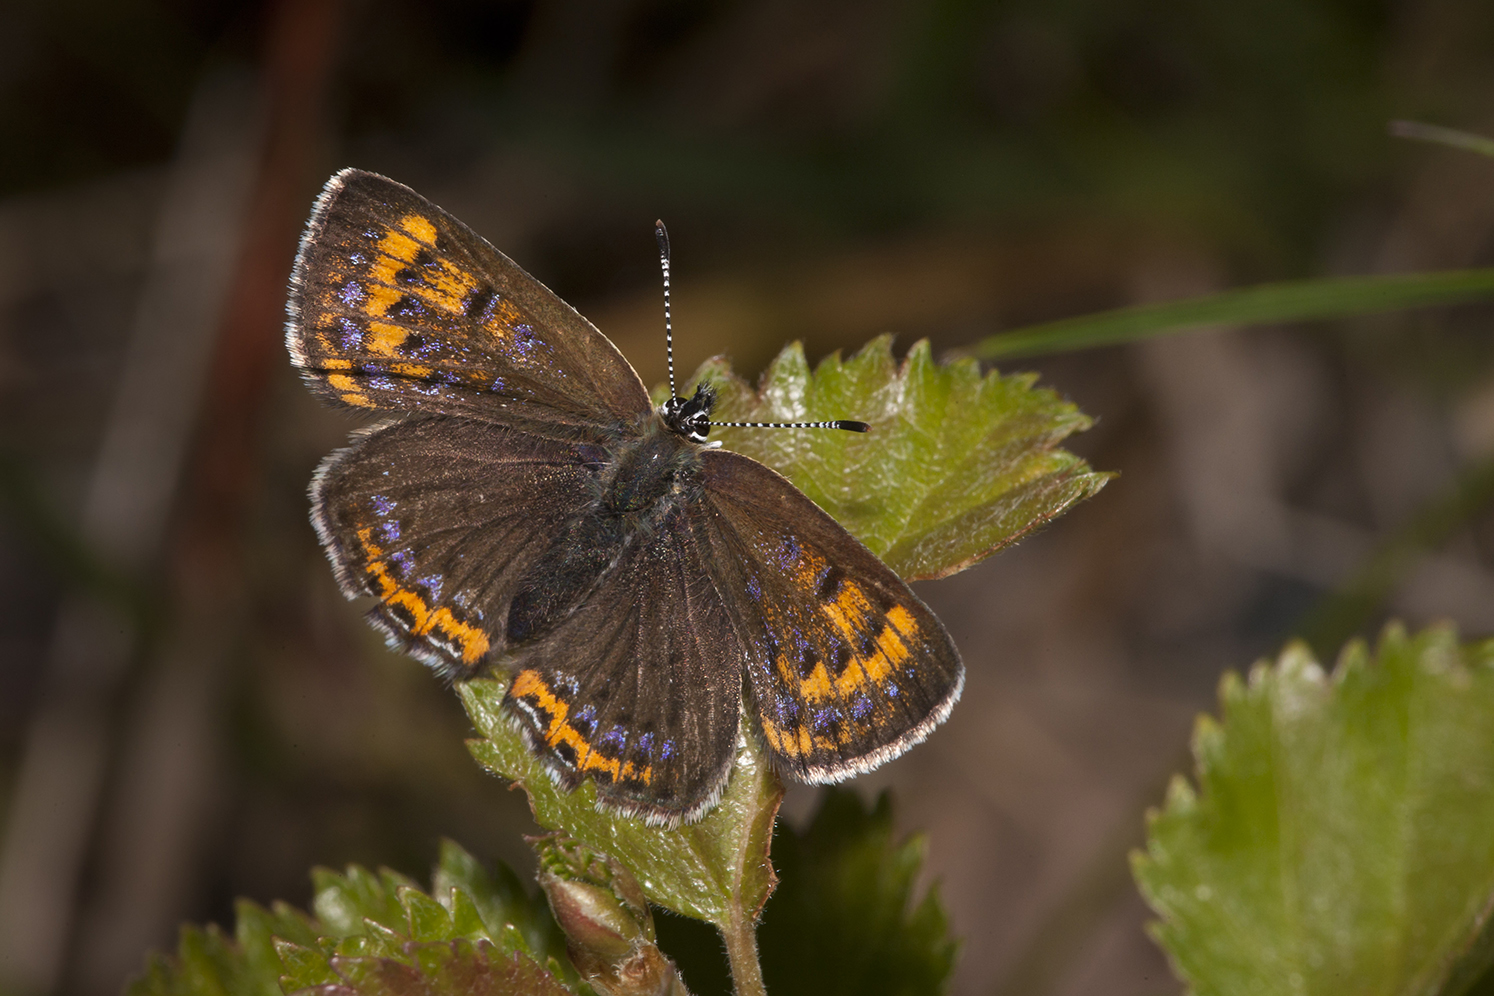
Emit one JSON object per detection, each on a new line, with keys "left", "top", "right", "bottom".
{"left": 655, "top": 221, "right": 678, "bottom": 400}
{"left": 654, "top": 220, "right": 868, "bottom": 436}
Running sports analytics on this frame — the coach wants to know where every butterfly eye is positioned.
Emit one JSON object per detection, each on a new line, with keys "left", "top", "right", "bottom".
{"left": 658, "top": 384, "right": 715, "bottom": 442}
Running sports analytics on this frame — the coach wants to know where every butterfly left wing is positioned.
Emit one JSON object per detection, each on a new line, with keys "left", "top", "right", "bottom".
{"left": 287, "top": 169, "right": 652, "bottom": 442}
{"left": 500, "top": 499, "right": 744, "bottom": 826}
{"left": 311, "top": 415, "right": 607, "bottom": 678}
{"left": 696, "top": 450, "right": 964, "bottom": 783}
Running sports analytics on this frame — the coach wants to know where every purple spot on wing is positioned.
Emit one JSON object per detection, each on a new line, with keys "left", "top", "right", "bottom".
{"left": 337, "top": 317, "right": 363, "bottom": 350}
{"left": 772, "top": 695, "right": 800, "bottom": 725}
{"left": 885, "top": 681, "right": 900, "bottom": 698}
{"left": 661, "top": 739, "right": 677, "bottom": 760}
{"left": 600, "top": 728, "right": 625, "bottom": 751}
{"left": 851, "top": 695, "right": 874, "bottom": 721}
{"left": 811, "top": 707, "right": 843, "bottom": 737}
{"left": 350, "top": 252, "right": 367, "bottom": 265}
{"left": 747, "top": 575, "right": 761, "bottom": 600}
{"left": 490, "top": 377, "right": 506, "bottom": 392}
{"left": 416, "top": 574, "right": 443, "bottom": 600}
{"left": 509, "top": 324, "right": 545, "bottom": 360}
{"left": 576, "top": 704, "right": 597, "bottom": 725}
{"left": 370, "top": 494, "right": 396, "bottom": 516}
{"left": 636, "top": 732, "right": 654, "bottom": 754}
{"left": 338, "top": 281, "right": 365, "bottom": 308}
{"left": 369, "top": 376, "right": 396, "bottom": 391}
{"left": 790, "top": 630, "right": 811, "bottom": 660}
{"left": 379, "top": 521, "right": 400, "bottom": 543}
{"left": 776, "top": 534, "right": 801, "bottom": 571}
{"left": 390, "top": 550, "right": 415, "bottom": 577}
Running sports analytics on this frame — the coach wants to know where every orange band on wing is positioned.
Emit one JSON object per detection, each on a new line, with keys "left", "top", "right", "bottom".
{"left": 353, "top": 527, "right": 490, "bottom": 664}
{"left": 510, "top": 670, "right": 653, "bottom": 785}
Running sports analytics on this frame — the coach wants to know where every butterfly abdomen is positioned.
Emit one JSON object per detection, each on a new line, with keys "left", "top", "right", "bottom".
{"left": 504, "top": 427, "right": 702, "bottom": 647}
{"left": 505, "top": 515, "right": 623, "bottom": 645}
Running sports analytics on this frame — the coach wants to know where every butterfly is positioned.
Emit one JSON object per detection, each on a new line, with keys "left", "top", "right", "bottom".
{"left": 286, "top": 169, "right": 964, "bottom": 826}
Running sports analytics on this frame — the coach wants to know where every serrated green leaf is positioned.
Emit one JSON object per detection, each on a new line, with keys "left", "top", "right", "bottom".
{"left": 757, "top": 788, "right": 959, "bottom": 996}
{"left": 130, "top": 846, "right": 579, "bottom": 996}
{"left": 274, "top": 938, "right": 341, "bottom": 991}
{"left": 1132, "top": 624, "right": 1494, "bottom": 996}
{"left": 301, "top": 940, "right": 573, "bottom": 996}
{"left": 128, "top": 925, "right": 249, "bottom": 996}
{"left": 398, "top": 887, "right": 454, "bottom": 942}
{"left": 126, "top": 902, "right": 324, "bottom": 996}
{"left": 238, "top": 903, "right": 322, "bottom": 996}
{"left": 311, "top": 867, "right": 418, "bottom": 938}
{"left": 672, "top": 336, "right": 1106, "bottom": 580}
{"left": 432, "top": 839, "right": 565, "bottom": 962}
{"left": 460, "top": 678, "right": 781, "bottom": 929}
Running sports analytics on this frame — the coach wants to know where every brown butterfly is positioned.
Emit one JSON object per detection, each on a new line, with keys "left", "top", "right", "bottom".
{"left": 287, "top": 169, "right": 963, "bottom": 825}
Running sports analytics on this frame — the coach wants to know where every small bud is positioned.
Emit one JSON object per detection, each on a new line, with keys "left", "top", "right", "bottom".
{"left": 531, "top": 835, "right": 691, "bottom": 996}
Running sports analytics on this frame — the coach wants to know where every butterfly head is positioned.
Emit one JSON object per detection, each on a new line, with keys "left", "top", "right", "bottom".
{"left": 660, "top": 382, "right": 717, "bottom": 443}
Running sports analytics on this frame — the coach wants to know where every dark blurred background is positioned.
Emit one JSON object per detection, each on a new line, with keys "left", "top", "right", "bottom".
{"left": 1, "top": 1, "right": 1493, "bottom": 994}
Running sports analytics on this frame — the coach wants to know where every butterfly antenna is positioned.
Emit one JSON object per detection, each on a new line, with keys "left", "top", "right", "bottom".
{"left": 655, "top": 221, "right": 868, "bottom": 437}
{"left": 711, "top": 418, "right": 870, "bottom": 433}
{"left": 655, "top": 220, "right": 677, "bottom": 399}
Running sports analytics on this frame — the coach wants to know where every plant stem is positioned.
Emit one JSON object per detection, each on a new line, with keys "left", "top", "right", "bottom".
{"left": 720, "top": 907, "right": 767, "bottom": 996}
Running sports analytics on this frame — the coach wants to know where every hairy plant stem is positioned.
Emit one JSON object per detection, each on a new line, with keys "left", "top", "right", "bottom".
{"left": 720, "top": 907, "right": 767, "bottom": 996}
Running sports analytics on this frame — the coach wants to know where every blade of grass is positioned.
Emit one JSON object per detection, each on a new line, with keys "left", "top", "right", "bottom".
{"left": 1390, "top": 120, "right": 1494, "bottom": 160}
{"left": 970, "top": 268, "right": 1494, "bottom": 361}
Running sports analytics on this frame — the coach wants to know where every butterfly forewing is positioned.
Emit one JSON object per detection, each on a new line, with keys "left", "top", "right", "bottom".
{"left": 312, "top": 416, "right": 606, "bottom": 677}
{"left": 699, "top": 450, "right": 964, "bottom": 782}
{"left": 288, "top": 169, "right": 652, "bottom": 442}
{"left": 501, "top": 502, "right": 743, "bottom": 825}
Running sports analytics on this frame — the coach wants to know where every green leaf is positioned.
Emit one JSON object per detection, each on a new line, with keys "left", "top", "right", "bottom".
{"left": 128, "top": 844, "right": 578, "bottom": 996}
{"left": 971, "top": 268, "right": 1494, "bottom": 361}
{"left": 432, "top": 839, "right": 567, "bottom": 962}
{"left": 296, "top": 939, "right": 574, "bottom": 996}
{"left": 127, "top": 901, "right": 323, "bottom": 996}
{"left": 1132, "top": 624, "right": 1494, "bottom": 996}
{"left": 757, "top": 789, "right": 959, "bottom": 996}
{"left": 461, "top": 678, "right": 782, "bottom": 929}
{"left": 311, "top": 866, "right": 418, "bottom": 939}
{"left": 677, "top": 336, "right": 1107, "bottom": 580}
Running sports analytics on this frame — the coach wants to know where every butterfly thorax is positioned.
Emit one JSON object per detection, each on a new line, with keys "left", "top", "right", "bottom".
{"left": 601, "top": 425, "right": 703, "bottom": 516}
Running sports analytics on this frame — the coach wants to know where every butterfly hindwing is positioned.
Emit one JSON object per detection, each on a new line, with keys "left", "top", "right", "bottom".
{"left": 287, "top": 169, "right": 652, "bottom": 441}
{"left": 698, "top": 450, "right": 964, "bottom": 782}
{"left": 501, "top": 500, "right": 744, "bottom": 825}
{"left": 311, "top": 415, "right": 607, "bottom": 677}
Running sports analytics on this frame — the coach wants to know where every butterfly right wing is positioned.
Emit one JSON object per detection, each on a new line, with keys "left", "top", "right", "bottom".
{"left": 288, "top": 169, "right": 653, "bottom": 442}
{"left": 697, "top": 450, "right": 964, "bottom": 783}
{"left": 311, "top": 414, "right": 605, "bottom": 678}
